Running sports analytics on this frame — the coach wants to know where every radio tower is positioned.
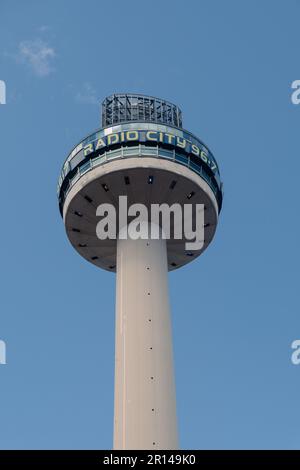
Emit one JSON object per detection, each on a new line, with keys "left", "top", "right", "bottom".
{"left": 58, "top": 94, "right": 223, "bottom": 449}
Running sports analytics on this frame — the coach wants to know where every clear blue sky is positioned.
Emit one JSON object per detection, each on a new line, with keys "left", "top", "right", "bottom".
{"left": 0, "top": 0, "right": 300, "bottom": 450}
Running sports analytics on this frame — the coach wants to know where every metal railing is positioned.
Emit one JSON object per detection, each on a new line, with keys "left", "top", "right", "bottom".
{"left": 60, "top": 145, "right": 221, "bottom": 207}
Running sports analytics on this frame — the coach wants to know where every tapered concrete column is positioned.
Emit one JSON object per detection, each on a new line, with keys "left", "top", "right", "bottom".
{"left": 113, "top": 222, "right": 178, "bottom": 450}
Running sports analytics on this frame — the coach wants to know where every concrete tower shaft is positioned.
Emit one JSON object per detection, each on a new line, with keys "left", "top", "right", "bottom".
{"left": 114, "top": 222, "right": 178, "bottom": 449}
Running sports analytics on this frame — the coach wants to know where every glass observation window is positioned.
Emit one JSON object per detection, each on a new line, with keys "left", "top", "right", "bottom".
{"left": 159, "top": 149, "right": 173, "bottom": 159}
